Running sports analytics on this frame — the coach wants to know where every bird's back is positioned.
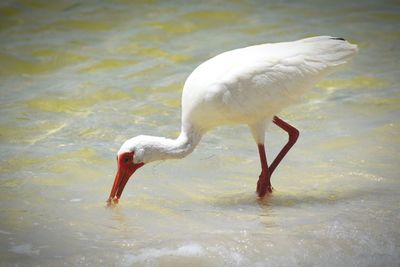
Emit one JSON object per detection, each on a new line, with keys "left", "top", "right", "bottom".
{"left": 181, "top": 36, "right": 358, "bottom": 131}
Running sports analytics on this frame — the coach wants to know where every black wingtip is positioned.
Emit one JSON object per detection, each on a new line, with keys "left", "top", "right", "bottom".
{"left": 330, "top": 37, "right": 346, "bottom": 41}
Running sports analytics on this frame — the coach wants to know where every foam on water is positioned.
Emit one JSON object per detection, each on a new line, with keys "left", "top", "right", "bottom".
{"left": 122, "top": 243, "right": 253, "bottom": 267}
{"left": 123, "top": 243, "right": 204, "bottom": 265}
{"left": 9, "top": 244, "right": 39, "bottom": 256}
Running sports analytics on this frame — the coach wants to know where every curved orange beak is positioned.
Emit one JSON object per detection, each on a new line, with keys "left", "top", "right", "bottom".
{"left": 107, "top": 152, "right": 144, "bottom": 204}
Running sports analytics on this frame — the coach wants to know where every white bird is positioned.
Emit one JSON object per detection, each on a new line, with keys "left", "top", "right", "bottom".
{"left": 108, "top": 36, "right": 358, "bottom": 203}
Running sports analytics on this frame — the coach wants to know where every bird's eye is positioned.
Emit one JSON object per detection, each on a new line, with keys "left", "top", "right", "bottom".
{"left": 124, "top": 156, "right": 130, "bottom": 163}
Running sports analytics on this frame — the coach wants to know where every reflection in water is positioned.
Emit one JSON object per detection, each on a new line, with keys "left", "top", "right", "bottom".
{"left": 1, "top": 0, "right": 399, "bottom": 266}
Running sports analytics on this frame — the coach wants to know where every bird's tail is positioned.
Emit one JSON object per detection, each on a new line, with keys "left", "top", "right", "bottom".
{"left": 299, "top": 36, "right": 358, "bottom": 69}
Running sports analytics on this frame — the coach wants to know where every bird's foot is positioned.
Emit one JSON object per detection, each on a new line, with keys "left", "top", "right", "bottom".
{"left": 106, "top": 197, "right": 119, "bottom": 207}
{"left": 256, "top": 174, "right": 272, "bottom": 197}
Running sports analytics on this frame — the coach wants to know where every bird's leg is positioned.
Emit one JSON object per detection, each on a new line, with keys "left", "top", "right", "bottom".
{"left": 256, "top": 144, "right": 272, "bottom": 197}
{"left": 269, "top": 116, "right": 299, "bottom": 175}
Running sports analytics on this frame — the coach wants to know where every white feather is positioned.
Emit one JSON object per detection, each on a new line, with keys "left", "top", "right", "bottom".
{"left": 120, "top": 36, "right": 358, "bottom": 163}
{"left": 182, "top": 36, "right": 358, "bottom": 131}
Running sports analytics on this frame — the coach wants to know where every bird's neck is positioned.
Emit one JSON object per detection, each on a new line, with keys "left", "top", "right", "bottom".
{"left": 167, "top": 127, "right": 202, "bottom": 159}
{"left": 140, "top": 125, "right": 203, "bottom": 163}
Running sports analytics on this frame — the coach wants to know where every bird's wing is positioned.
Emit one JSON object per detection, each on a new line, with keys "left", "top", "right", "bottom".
{"left": 182, "top": 36, "right": 357, "bottom": 127}
{"left": 221, "top": 36, "right": 357, "bottom": 88}
{"left": 212, "top": 36, "right": 358, "bottom": 112}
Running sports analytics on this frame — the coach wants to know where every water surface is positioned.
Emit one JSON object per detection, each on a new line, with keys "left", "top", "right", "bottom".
{"left": 1, "top": 0, "right": 399, "bottom": 266}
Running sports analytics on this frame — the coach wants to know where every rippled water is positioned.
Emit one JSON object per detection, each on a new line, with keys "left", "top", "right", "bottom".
{"left": 1, "top": 0, "right": 399, "bottom": 266}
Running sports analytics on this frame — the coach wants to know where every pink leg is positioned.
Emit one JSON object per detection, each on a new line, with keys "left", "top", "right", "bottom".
{"left": 256, "top": 144, "right": 272, "bottom": 197}
{"left": 256, "top": 116, "right": 299, "bottom": 197}
{"left": 269, "top": 116, "right": 299, "bottom": 175}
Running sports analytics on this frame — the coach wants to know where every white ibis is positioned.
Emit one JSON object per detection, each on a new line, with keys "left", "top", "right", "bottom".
{"left": 108, "top": 36, "right": 358, "bottom": 203}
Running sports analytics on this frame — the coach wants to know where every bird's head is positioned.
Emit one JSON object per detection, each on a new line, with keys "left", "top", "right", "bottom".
{"left": 107, "top": 134, "right": 191, "bottom": 204}
{"left": 107, "top": 137, "right": 146, "bottom": 204}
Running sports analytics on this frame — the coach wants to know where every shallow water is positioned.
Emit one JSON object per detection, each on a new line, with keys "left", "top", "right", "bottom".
{"left": 1, "top": 0, "right": 399, "bottom": 266}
